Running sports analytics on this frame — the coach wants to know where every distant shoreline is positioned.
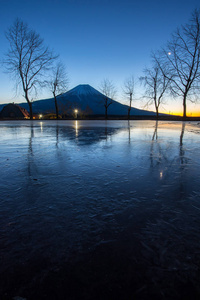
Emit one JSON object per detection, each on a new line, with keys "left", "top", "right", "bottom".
{"left": 0, "top": 116, "right": 200, "bottom": 121}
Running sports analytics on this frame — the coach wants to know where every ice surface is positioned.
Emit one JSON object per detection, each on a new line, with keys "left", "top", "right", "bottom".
{"left": 0, "top": 120, "right": 200, "bottom": 299}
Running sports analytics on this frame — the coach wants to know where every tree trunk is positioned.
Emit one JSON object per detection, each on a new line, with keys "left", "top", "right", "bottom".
{"left": 156, "top": 106, "right": 159, "bottom": 119}
{"left": 27, "top": 99, "right": 33, "bottom": 120}
{"left": 29, "top": 102, "right": 33, "bottom": 120}
{"left": 25, "top": 91, "right": 33, "bottom": 120}
{"left": 128, "top": 93, "right": 132, "bottom": 120}
{"left": 105, "top": 106, "right": 108, "bottom": 119}
{"left": 54, "top": 95, "right": 59, "bottom": 119}
{"left": 183, "top": 94, "right": 187, "bottom": 120}
{"left": 128, "top": 107, "right": 131, "bottom": 120}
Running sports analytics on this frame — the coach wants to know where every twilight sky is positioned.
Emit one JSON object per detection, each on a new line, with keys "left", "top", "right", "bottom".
{"left": 0, "top": 0, "right": 200, "bottom": 115}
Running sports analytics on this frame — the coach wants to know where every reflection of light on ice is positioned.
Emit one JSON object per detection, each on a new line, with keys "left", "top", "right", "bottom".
{"left": 75, "top": 120, "right": 78, "bottom": 136}
{"left": 160, "top": 171, "right": 163, "bottom": 179}
{"left": 40, "top": 122, "right": 43, "bottom": 132}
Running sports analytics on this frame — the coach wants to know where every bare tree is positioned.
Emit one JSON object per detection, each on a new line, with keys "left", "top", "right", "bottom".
{"left": 123, "top": 75, "right": 134, "bottom": 119}
{"left": 4, "top": 19, "right": 57, "bottom": 119}
{"left": 100, "top": 79, "right": 116, "bottom": 119}
{"left": 156, "top": 9, "right": 200, "bottom": 119}
{"left": 49, "top": 62, "right": 68, "bottom": 119}
{"left": 140, "top": 61, "right": 170, "bottom": 119}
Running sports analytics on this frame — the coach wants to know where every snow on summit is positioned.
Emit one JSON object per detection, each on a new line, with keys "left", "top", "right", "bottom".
{"left": 68, "top": 84, "right": 100, "bottom": 96}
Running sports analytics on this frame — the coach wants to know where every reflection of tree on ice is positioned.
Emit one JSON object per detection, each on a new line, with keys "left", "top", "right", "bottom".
{"left": 149, "top": 122, "right": 188, "bottom": 186}
{"left": 150, "top": 121, "right": 164, "bottom": 168}
{"left": 128, "top": 120, "right": 131, "bottom": 144}
{"left": 27, "top": 124, "right": 39, "bottom": 186}
{"left": 152, "top": 120, "right": 158, "bottom": 141}
{"left": 180, "top": 122, "right": 185, "bottom": 163}
{"left": 179, "top": 122, "right": 187, "bottom": 199}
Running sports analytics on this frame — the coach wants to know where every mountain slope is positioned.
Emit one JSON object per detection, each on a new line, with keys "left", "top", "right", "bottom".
{"left": 0, "top": 84, "right": 156, "bottom": 116}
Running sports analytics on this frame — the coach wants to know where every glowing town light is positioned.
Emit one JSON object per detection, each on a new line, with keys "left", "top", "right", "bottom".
{"left": 74, "top": 109, "right": 78, "bottom": 119}
{"left": 39, "top": 114, "right": 43, "bottom": 119}
{"left": 160, "top": 171, "right": 163, "bottom": 179}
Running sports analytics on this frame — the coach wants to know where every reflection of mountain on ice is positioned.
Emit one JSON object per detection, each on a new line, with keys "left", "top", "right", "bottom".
{"left": 59, "top": 125, "right": 122, "bottom": 146}
{"left": 0, "top": 84, "right": 157, "bottom": 116}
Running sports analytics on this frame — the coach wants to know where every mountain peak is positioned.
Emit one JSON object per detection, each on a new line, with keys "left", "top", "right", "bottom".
{"left": 67, "top": 84, "right": 100, "bottom": 96}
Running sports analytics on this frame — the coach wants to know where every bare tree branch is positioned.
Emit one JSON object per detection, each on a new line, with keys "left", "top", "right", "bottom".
{"left": 3, "top": 18, "right": 58, "bottom": 119}
{"left": 123, "top": 75, "right": 134, "bottom": 119}
{"left": 47, "top": 61, "right": 69, "bottom": 119}
{"left": 140, "top": 58, "right": 170, "bottom": 118}
{"left": 156, "top": 9, "right": 200, "bottom": 118}
{"left": 99, "top": 79, "right": 116, "bottom": 119}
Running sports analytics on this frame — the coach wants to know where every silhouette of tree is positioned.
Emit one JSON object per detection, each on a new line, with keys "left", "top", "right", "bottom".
{"left": 140, "top": 60, "right": 170, "bottom": 118}
{"left": 156, "top": 9, "right": 200, "bottom": 119}
{"left": 48, "top": 62, "right": 68, "bottom": 119}
{"left": 4, "top": 19, "right": 57, "bottom": 119}
{"left": 123, "top": 75, "right": 134, "bottom": 119}
{"left": 100, "top": 79, "right": 116, "bottom": 119}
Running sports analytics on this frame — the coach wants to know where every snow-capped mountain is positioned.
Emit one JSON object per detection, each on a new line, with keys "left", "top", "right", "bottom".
{"left": 0, "top": 84, "right": 156, "bottom": 116}
{"left": 67, "top": 84, "right": 100, "bottom": 97}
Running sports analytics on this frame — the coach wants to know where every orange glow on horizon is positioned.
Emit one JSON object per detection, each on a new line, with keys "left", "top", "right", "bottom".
{"left": 159, "top": 109, "right": 200, "bottom": 117}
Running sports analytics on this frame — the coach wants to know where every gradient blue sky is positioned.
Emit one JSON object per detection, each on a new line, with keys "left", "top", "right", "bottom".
{"left": 0, "top": 0, "right": 200, "bottom": 114}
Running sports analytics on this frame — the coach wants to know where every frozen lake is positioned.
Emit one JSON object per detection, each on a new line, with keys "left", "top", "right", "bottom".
{"left": 0, "top": 120, "right": 200, "bottom": 299}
